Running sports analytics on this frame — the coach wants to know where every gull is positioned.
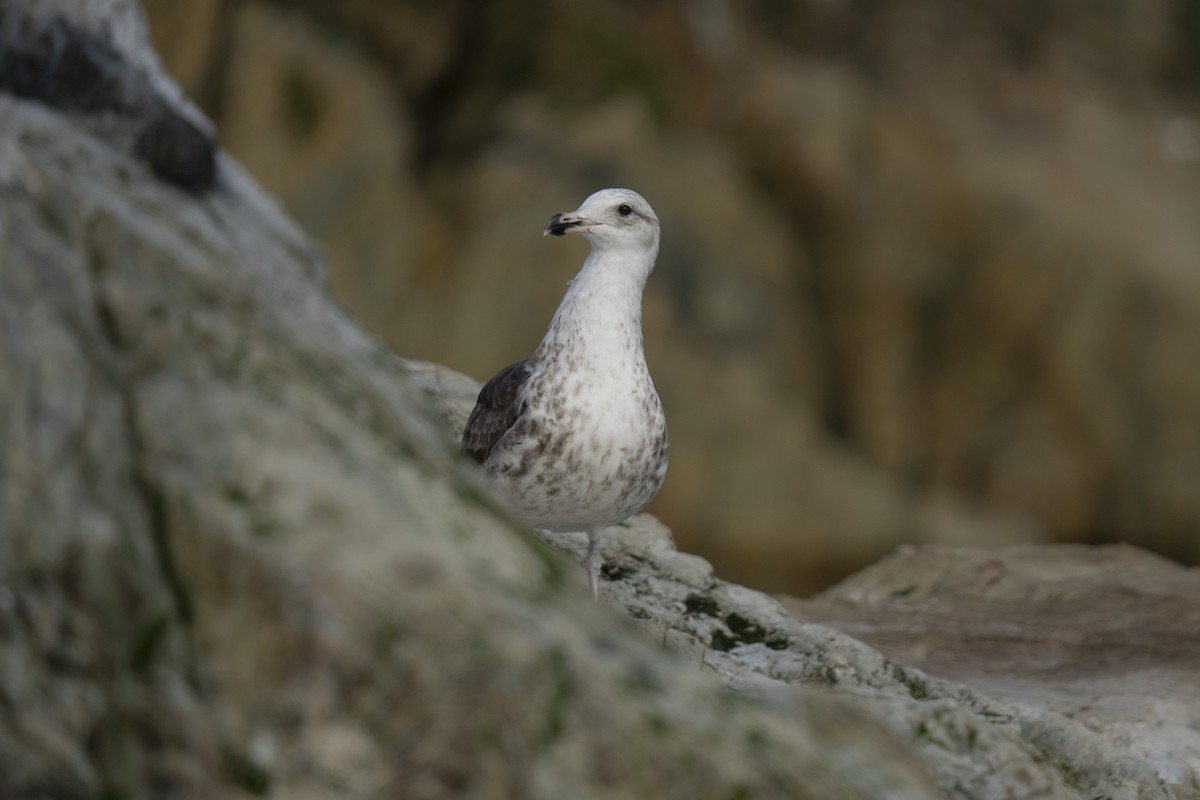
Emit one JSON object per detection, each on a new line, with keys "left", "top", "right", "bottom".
{"left": 463, "top": 188, "right": 669, "bottom": 600}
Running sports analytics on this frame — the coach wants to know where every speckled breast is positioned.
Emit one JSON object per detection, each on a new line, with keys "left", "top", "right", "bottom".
{"left": 485, "top": 370, "right": 669, "bottom": 532}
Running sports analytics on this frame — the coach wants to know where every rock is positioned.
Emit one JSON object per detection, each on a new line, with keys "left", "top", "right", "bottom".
{"left": 0, "top": 0, "right": 215, "bottom": 192}
{"left": 423, "top": 368, "right": 1196, "bottom": 798}
{"left": 2, "top": 4, "right": 940, "bottom": 797}
{"left": 1, "top": 2, "right": 1194, "bottom": 798}
{"left": 786, "top": 544, "right": 1200, "bottom": 792}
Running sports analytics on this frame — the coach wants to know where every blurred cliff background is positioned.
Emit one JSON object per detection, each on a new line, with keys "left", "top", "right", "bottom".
{"left": 142, "top": 0, "right": 1200, "bottom": 595}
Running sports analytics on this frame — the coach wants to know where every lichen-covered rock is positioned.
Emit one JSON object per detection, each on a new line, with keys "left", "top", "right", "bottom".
{"left": 1, "top": 2, "right": 1194, "bottom": 799}
{"left": 788, "top": 544, "right": 1200, "bottom": 794}
{"left": 0, "top": 4, "right": 943, "bottom": 798}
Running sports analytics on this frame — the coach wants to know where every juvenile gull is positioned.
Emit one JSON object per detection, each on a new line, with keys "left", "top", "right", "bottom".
{"left": 463, "top": 188, "right": 669, "bottom": 600}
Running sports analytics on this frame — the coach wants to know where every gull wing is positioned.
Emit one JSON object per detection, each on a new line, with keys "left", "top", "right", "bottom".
{"left": 462, "top": 359, "right": 532, "bottom": 463}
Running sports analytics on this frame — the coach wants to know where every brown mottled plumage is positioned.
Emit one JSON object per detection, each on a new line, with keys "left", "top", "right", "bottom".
{"left": 463, "top": 359, "right": 531, "bottom": 464}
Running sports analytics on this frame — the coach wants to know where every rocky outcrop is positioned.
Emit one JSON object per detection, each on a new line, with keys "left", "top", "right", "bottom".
{"left": 2, "top": 3, "right": 1196, "bottom": 798}
{"left": 787, "top": 544, "right": 1200, "bottom": 791}
{"left": 2, "top": 6, "right": 930, "bottom": 798}
{"left": 139, "top": 0, "right": 1200, "bottom": 594}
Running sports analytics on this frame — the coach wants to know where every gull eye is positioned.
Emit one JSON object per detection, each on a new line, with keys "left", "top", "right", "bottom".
{"left": 618, "top": 203, "right": 633, "bottom": 216}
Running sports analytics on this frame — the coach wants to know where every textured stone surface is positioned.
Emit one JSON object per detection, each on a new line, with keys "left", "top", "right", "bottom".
{"left": 1, "top": 5, "right": 941, "bottom": 797}
{"left": 431, "top": 370, "right": 1198, "bottom": 800}
{"left": 0, "top": 90, "right": 935, "bottom": 800}
{"left": 786, "top": 544, "right": 1200, "bottom": 792}
{"left": 2, "top": 3, "right": 1196, "bottom": 798}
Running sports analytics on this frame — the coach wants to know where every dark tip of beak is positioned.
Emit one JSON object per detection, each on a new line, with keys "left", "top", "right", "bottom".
{"left": 544, "top": 212, "right": 578, "bottom": 237}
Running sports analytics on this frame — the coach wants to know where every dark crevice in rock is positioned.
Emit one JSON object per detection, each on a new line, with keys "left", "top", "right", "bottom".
{"left": 87, "top": 255, "right": 195, "bottom": 630}
{"left": 0, "top": 9, "right": 216, "bottom": 193}
{"left": 600, "top": 560, "right": 634, "bottom": 582}
{"left": 685, "top": 593, "right": 791, "bottom": 652}
{"left": 684, "top": 592, "right": 719, "bottom": 617}
{"left": 732, "top": 147, "right": 854, "bottom": 446}
{"left": 127, "top": 438, "right": 196, "bottom": 627}
{"left": 0, "top": 12, "right": 132, "bottom": 112}
{"left": 134, "top": 104, "right": 217, "bottom": 192}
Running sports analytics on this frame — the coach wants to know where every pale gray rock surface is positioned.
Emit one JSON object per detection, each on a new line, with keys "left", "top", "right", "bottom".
{"left": 1, "top": 3, "right": 940, "bottom": 799}
{"left": 787, "top": 545, "right": 1200, "bottom": 794}
{"left": 432, "top": 371, "right": 1196, "bottom": 800}
{"left": 1, "top": 2, "right": 1195, "bottom": 799}
{"left": 0, "top": 89, "right": 933, "bottom": 800}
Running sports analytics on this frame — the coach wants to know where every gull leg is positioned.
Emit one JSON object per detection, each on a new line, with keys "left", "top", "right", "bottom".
{"left": 585, "top": 528, "right": 604, "bottom": 602}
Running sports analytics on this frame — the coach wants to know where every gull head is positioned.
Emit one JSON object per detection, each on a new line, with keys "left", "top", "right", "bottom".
{"left": 544, "top": 188, "right": 660, "bottom": 257}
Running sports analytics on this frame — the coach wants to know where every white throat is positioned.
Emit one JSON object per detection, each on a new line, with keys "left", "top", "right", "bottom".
{"left": 537, "top": 245, "right": 655, "bottom": 362}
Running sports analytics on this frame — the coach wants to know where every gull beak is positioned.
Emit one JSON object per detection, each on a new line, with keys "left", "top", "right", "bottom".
{"left": 544, "top": 211, "right": 601, "bottom": 237}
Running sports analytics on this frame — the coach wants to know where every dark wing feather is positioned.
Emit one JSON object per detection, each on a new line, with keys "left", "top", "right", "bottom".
{"left": 462, "top": 360, "right": 532, "bottom": 463}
